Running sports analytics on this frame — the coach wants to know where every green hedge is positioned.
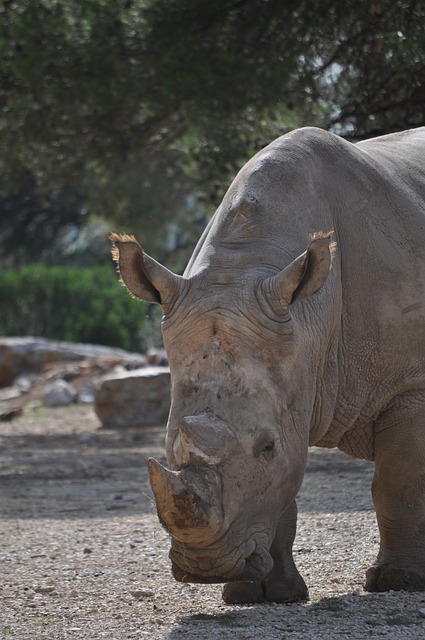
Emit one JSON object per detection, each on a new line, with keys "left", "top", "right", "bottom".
{"left": 0, "top": 265, "right": 147, "bottom": 351}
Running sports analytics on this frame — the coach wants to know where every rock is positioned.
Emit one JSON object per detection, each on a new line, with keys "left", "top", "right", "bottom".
{"left": 130, "top": 589, "right": 155, "bottom": 598}
{"left": 146, "top": 348, "right": 168, "bottom": 366}
{"left": 76, "top": 458, "right": 90, "bottom": 474}
{"left": 0, "top": 407, "right": 23, "bottom": 421}
{"left": 0, "top": 387, "right": 22, "bottom": 401}
{"left": 94, "top": 367, "right": 171, "bottom": 427}
{"left": 0, "top": 337, "right": 146, "bottom": 388}
{"left": 14, "top": 374, "right": 33, "bottom": 392}
{"left": 0, "top": 350, "right": 20, "bottom": 387}
{"left": 34, "top": 586, "right": 55, "bottom": 594}
{"left": 77, "top": 387, "right": 95, "bottom": 404}
{"left": 43, "top": 379, "right": 77, "bottom": 407}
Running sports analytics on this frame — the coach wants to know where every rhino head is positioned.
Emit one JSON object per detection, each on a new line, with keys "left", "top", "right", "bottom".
{"left": 111, "top": 228, "right": 336, "bottom": 583}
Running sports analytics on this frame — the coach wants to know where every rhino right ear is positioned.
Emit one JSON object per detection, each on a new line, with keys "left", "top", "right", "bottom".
{"left": 110, "top": 233, "right": 183, "bottom": 310}
{"left": 260, "top": 231, "right": 335, "bottom": 319}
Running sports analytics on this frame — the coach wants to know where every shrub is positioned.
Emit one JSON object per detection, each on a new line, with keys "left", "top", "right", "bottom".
{"left": 0, "top": 264, "right": 147, "bottom": 351}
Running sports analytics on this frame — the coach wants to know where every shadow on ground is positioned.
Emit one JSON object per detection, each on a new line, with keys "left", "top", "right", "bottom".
{"left": 0, "top": 404, "right": 375, "bottom": 521}
{"left": 167, "top": 591, "right": 425, "bottom": 640}
{"left": 0, "top": 404, "right": 166, "bottom": 519}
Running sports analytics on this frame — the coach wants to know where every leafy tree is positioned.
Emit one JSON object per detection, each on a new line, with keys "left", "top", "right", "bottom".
{"left": 0, "top": 0, "right": 301, "bottom": 190}
{"left": 3, "top": 0, "right": 422, "bottom": 188}
{"left": 303, "top": 1, "right": 425, "bottom": 138}
{"left": 0, "top": 0, "right": 424, "bottom": 266}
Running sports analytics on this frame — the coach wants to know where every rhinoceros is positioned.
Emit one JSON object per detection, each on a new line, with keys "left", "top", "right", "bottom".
{"left": 111, "top": 126, "right": 425, "bottom": 604}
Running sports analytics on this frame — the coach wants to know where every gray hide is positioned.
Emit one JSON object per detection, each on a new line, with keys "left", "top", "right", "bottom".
{"left": 112, "top": 126, "right": 425, "bottom": 604}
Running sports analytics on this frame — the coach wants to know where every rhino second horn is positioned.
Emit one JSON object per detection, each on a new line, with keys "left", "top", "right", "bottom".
{"left": 178, "top": 425, "right": 222, "bottom": 466}
{"left": 176, "top": 414, "right": 235, "bottom": 466}
{"left": 148, "top": 457, "right": 225, "bottom": 546}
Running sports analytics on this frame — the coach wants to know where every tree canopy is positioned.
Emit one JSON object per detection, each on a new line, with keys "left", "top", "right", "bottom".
{"left": 0, "top": 0, "right": 424, "bottom": 265}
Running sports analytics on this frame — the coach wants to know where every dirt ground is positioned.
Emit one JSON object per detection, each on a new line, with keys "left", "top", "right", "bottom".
{"left": 2, "top": 404, "right": 425, "bottom": 640}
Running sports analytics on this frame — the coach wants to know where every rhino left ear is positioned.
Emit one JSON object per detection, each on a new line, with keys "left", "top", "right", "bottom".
{"left": 110, "top": 233, "right": 183, "bottom": 311}
{"left": 261, "top": 231, "right": 336, "bottom": 314}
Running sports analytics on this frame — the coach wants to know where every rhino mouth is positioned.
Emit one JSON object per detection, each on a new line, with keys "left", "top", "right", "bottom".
{"left": 170, "top": 545, "right": 273, "bottom": 584}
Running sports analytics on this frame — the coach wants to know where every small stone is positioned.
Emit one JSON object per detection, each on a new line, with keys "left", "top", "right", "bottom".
{"left": 76, "top": 458, "right": 90, "bottom": 474}
{"left": 146, "top": 348, "right": 168, "bottom": 366}
{"left": 34, "top": 586, "right": 55, "bottom": 594}
{"left": 78, "top": 432, "right": 92, "bottom": 444}
{"left": 130, "top": 589, "right": 155, "bottom": 599}
{"left": 83, "top": 547, "right": 93, "bottom": 554}
{"left": 418, "top": 607, "right": 425, "bottom": 618}
{"left": 15, "top": 374, "right": 32, "bottom": 392}
{"left": 77, "top": 388, "right": 95, "bottom": 404}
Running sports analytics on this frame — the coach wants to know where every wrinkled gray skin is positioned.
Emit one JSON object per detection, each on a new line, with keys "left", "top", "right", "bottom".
{"left": 111, "top": 126, "right": 425, "bottom": 604}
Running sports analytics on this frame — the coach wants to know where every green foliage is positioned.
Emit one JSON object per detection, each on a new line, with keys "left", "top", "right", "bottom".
{"left": 0, "top": 264, "right": 147, "bottom": 351}
{"left": 0, "top": 177, "right": 88, "bottom": 268}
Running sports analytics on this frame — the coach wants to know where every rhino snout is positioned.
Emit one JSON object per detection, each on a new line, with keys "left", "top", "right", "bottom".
{"left": 169, "top": 539, "right": 274, "bottom": 584}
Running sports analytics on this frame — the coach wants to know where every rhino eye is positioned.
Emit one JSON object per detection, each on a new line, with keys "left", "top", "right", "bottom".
{"left": 254, "top": 434, "right": 276, "bottom": 461}
{"left": 262, "top": 441, "right": 275, "bottom": 461}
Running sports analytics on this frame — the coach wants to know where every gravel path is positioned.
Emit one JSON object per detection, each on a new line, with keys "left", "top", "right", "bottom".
{"left": 1, "top": 405, "right": 425, "bottom": 639}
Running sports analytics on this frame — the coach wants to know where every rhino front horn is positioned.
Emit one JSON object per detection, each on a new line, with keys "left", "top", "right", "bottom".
{"left": 148, "top": 457, "right": 225, "bottom": 547}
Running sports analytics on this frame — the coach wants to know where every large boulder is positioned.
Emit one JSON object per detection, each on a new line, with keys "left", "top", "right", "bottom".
{"left": 94, "top": 366, "right": 171, "bottom": 428}
{"left": 0, "top": 337, "right": 146, "bottom": 388}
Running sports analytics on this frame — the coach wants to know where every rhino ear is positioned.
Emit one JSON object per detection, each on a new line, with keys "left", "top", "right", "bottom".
{"left": 110, "top": 233, "right": 183, "bottom": 310}
{"left": 261, "top": 231, "right": 335, "bottom": 315}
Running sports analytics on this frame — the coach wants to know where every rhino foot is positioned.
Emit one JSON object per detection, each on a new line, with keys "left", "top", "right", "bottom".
{"left": 365, "top": 563, "right": 425, "bottom": 592}
{"left": 262, "top": 574, "right": 309, "bottom": 604}
{"left": 222, "top": 575, "right": 308, "bottom": 605}
{"left": 222, "top": 581, "right": 264, "bottom": 604}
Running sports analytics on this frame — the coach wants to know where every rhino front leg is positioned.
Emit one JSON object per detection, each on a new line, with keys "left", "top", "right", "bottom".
{"left": 366, "top": 392, "right": 425, "bottom": 592}
{"left": 222, "top": 500, "right": 308, "bottom": 604}
{"left": 261, "top": 499, "right": 309, "bottom": 603}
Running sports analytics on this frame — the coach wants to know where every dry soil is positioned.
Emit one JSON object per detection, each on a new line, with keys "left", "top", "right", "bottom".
{"left": 1, "top": 404, "right": 425, "bottom": 639}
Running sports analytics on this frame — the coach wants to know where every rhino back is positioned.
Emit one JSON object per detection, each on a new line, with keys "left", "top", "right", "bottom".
{"left": 186, "top": 127, "right": 425, "bottom": 273}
